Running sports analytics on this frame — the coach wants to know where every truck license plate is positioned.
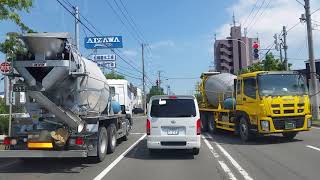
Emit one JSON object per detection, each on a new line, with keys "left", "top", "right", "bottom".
{"left": 167, "top": 127, "right": 179, "bottom": 135}
{"left": 285, "top": 121, "right": 296, "bottom": 129}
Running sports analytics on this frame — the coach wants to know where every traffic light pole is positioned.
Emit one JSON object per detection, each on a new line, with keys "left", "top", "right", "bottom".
{"left": 141, "top": 44, "right": 146, "bottom": 115}
{"left": 305, "top": 0, "right": 320, "bottom": 120}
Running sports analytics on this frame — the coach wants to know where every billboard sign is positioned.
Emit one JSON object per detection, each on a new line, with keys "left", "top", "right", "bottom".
{"left": 84, "top": 36, "right": 123, "bottom": 49}
{"left": 92, "top": 54, "right": 116, "bottom": 61}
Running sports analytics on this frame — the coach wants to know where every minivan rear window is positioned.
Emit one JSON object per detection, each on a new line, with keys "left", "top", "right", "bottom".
{"left": 150, "top": 99, "right": 196, "bottom": 118}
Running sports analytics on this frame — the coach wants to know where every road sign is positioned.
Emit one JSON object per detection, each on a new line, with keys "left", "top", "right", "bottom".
{"left": 84, "top": 36, "right": 123, "bottom": 49}
{"left": 96, "top": 61, "right": 116, "bottom": 68}
{"left": 92, "top": 54, "right": 116, "bottom": 61}
{"left": 0, "top": 62, "right": 11, "bottom": 74}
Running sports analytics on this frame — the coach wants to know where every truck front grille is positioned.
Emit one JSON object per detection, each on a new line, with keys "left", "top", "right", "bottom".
{"left": 272, "top": 116, "right": 305, "bottom": 130}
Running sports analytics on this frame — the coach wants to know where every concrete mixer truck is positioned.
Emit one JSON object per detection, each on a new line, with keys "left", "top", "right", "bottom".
{"left": 199, "top": 71, "right": 312, "bottom": 141}
{"left": 0, "top": 33, "right": 131, "bottom": 162}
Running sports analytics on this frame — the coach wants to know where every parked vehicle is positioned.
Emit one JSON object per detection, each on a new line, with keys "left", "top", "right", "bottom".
{"left": 199, "top": 71, "right": 312, "bottom": 141}
{"left": 0, "top": 33, "right": 131, "bottom": 162}
{"left": 147, "top": 95, "right": 201, "bottom": 155}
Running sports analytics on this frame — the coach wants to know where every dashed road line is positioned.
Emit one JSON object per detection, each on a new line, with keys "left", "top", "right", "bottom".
{"left": 94, "top": 134, "right": 146, "bottom": 180}
{"left": 202, "top": 135, "right": 237, "bottom": 180}
{"left": 306, "top": 145, "right": 320, "bottom": 152}
{"left": 206, "top": 133, "right": 254, "bottom": 180}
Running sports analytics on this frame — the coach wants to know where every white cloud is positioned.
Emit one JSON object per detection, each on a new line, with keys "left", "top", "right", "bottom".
{"left": 149, "top": 40, "right": 175, "bottom": 50}
{"left": 216, "top": 0, "right": 320, "bottom": 69}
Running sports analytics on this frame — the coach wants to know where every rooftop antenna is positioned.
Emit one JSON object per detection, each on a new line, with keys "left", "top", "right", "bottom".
{"left": 214, "top": 33, "right": 217, "bottom": 41}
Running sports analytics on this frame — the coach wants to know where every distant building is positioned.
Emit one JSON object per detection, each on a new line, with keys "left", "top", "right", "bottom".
{"left": 214, "top": 17, "right": 259, "bottom": 74}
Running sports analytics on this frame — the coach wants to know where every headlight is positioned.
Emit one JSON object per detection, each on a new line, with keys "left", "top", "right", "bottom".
{"left": 261, "top": 120, "right": 270, "bottom": 131}
{"left": 307, "top": 118, "right": 312, "bottom": 128}
{"left": 298, "top": 109, "right": 304, "bottom": 113}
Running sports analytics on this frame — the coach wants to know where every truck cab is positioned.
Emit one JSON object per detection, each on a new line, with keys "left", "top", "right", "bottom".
{"left": 235, "top": 71, "right": 312, "bottom": 140}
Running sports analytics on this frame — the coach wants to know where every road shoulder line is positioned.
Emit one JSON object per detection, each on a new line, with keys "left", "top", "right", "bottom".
{"left": 93, "top": 134, "right": 146, "bottom": 180}
{"left": 206, "top": 133, "right": 254, "bottom": 180}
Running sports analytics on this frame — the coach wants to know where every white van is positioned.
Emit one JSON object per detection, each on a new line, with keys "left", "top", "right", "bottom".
{"left": 146, "top": 95, "right": 201, "bottom": 155}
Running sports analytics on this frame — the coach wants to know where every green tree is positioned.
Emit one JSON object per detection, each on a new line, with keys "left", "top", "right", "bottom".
{"left": 239, "top": 53, "right": 292, "bottom": 74}
{"left": 105, "top": 71, "right": 125, "bottom": 79}
{"left": 147, "top": 86, "right": 165, "bottom": 102}
{"left": 0, "top": 98, "right": 9, "bottom": 134}
{"left": 0, "top": 0, "right": 34, "bottom": 61}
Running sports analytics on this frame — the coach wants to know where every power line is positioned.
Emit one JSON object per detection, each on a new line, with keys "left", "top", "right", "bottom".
{"left": 103, "top": 0, "right": 143, "bottom": 44}
{"left": 248, "top": 0, "right": 272, "bottom": 30}
{"left": 56, "top": 0, "right": 152, "bottom": 81}
{"left": 246, "top": 0, "right": 266, "bottom": 29}
{"left": 242, "top": 0, "right": 260, "bottom": 27}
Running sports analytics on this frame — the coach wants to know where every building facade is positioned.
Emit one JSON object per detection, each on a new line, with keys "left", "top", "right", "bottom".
{"left": 214, "top": 26, "right": 259, "bottom": 74}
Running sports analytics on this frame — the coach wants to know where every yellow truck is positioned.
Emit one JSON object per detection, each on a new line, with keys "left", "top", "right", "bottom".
{"left": 199, "top": 71, "right": 312, "bottom": 141}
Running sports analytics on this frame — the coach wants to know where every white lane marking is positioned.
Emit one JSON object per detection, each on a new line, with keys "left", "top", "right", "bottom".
{"left": 202, "top": 135, "right": 237, "bottom": 180}
{"left": 306, "top": 145, "right": 320, "bottom": 152}
{"left": 206, "top": 133, "right": 254, "bottom": 180}
{"left": 94, "top": 134, "right": 146, "bottom": 180}
{"left": 130, "top": 132, "right": 145, "bottom": 135}
{"left": 0, "top": 159, "right": 19, "bottom": 169}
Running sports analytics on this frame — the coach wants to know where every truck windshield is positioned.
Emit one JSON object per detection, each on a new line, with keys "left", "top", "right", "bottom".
{"left": 258, "top": 74, "right": 308, "bottom": 96}
{"left": 150, "top": 99, "right": 196, "bottom": 118}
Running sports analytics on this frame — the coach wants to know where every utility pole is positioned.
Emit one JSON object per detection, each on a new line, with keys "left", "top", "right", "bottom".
{"left": 157, "top": 70, "right": 162, "bottom": 88}
{"left": 141, "top": 44, "right": 146, "bottom": 115}
{"left": 279, "top": 43, "right": 283, "bottom": 62}
{"left": 74, "top": 6, "right": 80, "bottom": 50}
{"left": 305, "top": 0, "right": 320, "bottom": 120}
{"left": 282, "top": 26, "right": 288, "bottom": 70}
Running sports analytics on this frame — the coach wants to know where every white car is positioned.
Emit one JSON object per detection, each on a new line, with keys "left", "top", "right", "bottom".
{"left": 146, "top": 95, "right": 201, "bottom": 155}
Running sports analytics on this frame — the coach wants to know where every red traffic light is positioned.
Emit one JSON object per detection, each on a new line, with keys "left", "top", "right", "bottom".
{"left": 253, "top": 42, "right": 259, "bottom": 49}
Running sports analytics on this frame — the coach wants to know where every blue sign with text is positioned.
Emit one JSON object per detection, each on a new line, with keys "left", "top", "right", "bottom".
{"left": 84, "top": 36, "right": 123, "bottom": 49}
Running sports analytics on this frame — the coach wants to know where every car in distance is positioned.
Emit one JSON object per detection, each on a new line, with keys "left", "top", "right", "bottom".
{"left": 146, "top": 95, "right": 201, "bottom": 155}
{"left": 133, "top": 107, "right": 144, "bottom": 114}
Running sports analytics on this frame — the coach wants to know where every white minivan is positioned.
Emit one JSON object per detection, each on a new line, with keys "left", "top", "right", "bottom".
{"left": 146, "top": 95, "right": 201, "bottom": 155}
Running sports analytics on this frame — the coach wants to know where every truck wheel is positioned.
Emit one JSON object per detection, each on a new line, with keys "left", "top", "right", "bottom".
{"left": 200, "top": 112, "right": 208, "bottom": 132}
{"left": 239, "top": 117, "right": 254, "bottom": 142}
{"left": 207, "top": 113, "right": 217, "bottom": 134}
{"left": 282, "top": 132, "right": 298, "bottom": 140}
{"left": 107, "top": 124, "right": 117, "bottom": 153}
{"left": 96, "top": 126, "right": 108, "bottom": 162}
{"left": 122, "top": 119, "right": 130, "bottom": 141}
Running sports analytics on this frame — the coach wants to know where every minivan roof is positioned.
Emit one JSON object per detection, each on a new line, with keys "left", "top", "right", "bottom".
{"left": 150, "top": 95, "right": 195, "bottom": 101}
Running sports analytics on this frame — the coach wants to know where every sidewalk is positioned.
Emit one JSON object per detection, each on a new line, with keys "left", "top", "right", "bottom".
{"left": 313, "top": 120, "right": 320, "bottom": 128}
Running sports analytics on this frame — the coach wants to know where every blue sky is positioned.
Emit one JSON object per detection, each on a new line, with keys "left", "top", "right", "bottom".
{"left": 0, "top": 0, "right": 236, "bottom": 95}
{"left": 1, "top": 0, "right": 320, "bottom": 94}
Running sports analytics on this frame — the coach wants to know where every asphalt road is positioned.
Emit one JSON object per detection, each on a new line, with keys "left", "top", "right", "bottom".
{"left": 1, "top": 116, "right": 320, "bottom": 180}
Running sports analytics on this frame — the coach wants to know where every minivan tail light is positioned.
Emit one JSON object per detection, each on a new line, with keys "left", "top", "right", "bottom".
{"left": 196, "top": 119, "right": 201, "bottom": 135}
{"left": 75, "top": 137, "right": 84, "bottom": 145}
{"left": 146, "top": 119, "right": 151, "bottom": 135}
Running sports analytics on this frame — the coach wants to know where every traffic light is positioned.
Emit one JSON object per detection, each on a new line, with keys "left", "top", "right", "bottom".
{"left": 156, "top": 80, "right": 159, "bottom": 86}
{"left": 253, "top": 42, "right": 259, "bottom": 60}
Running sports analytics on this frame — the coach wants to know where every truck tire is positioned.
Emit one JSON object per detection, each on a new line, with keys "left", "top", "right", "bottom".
{"left": 107, "top": 124, "right": 117, "bottom": 154}
{"left": 207, "top": 113, "right": 217, "bottom": 134}
{"left": 239, "top": 117, "right": 254, "bottom": 142}
{"left": 95, "top": 126, "right": 108, "bottom": 162}
{"left": 200, "top": 112, "right": 208, "bottom": 132}
{"left": 122, "top": 119, "right": 130, "bottom": 141}
{"left": 282, "top": 132, "right": 298, "bottom": 140}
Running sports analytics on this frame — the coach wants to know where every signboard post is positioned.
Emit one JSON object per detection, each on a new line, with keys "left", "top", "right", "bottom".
{"left": 84, "top": 36, "right": 123, "bottom": 49}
